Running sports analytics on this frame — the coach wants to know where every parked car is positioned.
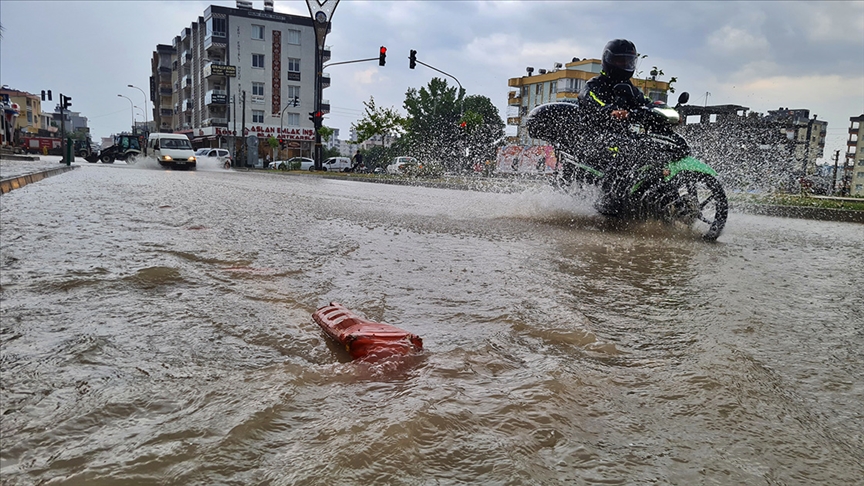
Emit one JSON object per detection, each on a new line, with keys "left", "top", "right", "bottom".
{"left": 268, "top": 157, "right": 314, "bottom": 170}
{"left": 386, "top": 156, "right": 419, "bottom": 174}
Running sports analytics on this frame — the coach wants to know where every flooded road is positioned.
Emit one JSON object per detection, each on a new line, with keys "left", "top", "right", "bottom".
{"left": 2, "top": 163, "right": 863, "bottom": 484}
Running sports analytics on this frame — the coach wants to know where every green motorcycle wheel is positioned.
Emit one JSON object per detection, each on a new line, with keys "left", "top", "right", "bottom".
{"left": 663, "top": 172, "right": 728, "bottom": 241}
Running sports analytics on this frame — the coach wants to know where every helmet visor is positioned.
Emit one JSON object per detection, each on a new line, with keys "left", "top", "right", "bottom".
{"left": 604, "top": 51, "right": 638, "bottom": 71}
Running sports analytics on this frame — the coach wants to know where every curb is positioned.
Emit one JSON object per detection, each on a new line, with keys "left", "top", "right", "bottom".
{"left": 731, "top": 203, "right": 863, "bottom": 224}
{"left": 0, "top": 166, "right": 79, "bottom": 195}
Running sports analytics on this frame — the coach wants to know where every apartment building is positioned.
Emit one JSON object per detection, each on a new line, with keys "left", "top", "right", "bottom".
{"left": 846, "top": 114, "right": 863, "bottom": 196}
{"left": 0, "top": 88, "right": 42, "bottom": 138}
{"left": 764, "top": 108, "right": 828, "bottom": 176}
{"left": 506, "top": 58, "right": 671, "bottom": 145}
{"left": 149, "top": 0, "right": 327, "bottom": 161}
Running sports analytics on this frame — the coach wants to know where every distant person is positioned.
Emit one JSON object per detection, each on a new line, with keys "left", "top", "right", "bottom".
{"left": 352, "top": 151, "right": 364, "bottom": 172}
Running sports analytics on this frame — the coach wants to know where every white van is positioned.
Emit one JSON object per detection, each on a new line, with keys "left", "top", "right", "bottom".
{"left": 148, "top": 133, "right": 197, "bottom": 170}
{"left": 322, "top": 157, "right": 352, "bottom": 172}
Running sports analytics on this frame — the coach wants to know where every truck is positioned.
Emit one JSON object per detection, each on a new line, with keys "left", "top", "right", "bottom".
{"left": 21, "top": 136, "right": 63, "bottom": 155}
{"left": 21, "top": 136, "right": 95, "bottom": 158}
{"left": 84, "top": 133, "right": 143, "bottom": 164}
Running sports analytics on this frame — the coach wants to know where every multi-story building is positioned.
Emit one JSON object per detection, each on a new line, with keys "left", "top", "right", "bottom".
{"left": 764, "top": 108, "right": 828, "bottom": 176}
{"left": 506, "top": 58, "right": 671, "bottom": 145}
{"left": 149, "top": 0, "right": 327, "bottom": 164}
{"left": 0, "top": 88, "right": 42, "bottom": 140}
{"left": 846, "top": 114, "right": 863, "bottom": 196}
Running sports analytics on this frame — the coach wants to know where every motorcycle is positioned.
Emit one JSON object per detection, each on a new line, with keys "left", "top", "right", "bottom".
{"left": 525, "top": 88, "right": 728, "bottom": 241}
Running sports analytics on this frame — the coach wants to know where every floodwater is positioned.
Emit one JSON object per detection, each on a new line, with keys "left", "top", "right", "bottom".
{"left": 1, "top": 164, "right": 862, "bottom": 485}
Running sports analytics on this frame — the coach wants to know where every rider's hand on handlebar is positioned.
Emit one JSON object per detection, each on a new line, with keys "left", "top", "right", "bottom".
{"left": 611, "top": 109, "right": 629, "bottom": 120}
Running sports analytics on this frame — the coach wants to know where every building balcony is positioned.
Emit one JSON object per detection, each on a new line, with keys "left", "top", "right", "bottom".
{"left": 205, "top": 90, "right": 228, "bottom": 105}
{"left": 251, "top": 94, "right": 265, "bottom": 104}
{"left": 202, "top": 117, "right": 228, "bottom": 127}
{"left": 508, "top": 78, "right": 524, "bottom": 87}
{"left": 181, "top": 51, "right": 190, "bottom": 64}
{"left": 159, "top": 85, "right": 172, "bottom": 96}
{"left": 507, "top": 116, "right": 521, "bottom": 125}
{"left": 321, "top": 73, "right": 330, "bottom": 89}
{"left": 204, "top": 35, "right": 227, "bottom": 53}
{"left": 160, "top": 108, "right": 173, "bottom": 117}
{"left": 849, "top": 139, "right": 859, "bottom": 146}
{"left": 508, "top": 91, "right": 521, "bottom": 106}
{"left": 182, "top": 76, "right": 192, "bottom": 90}
{"left": 321, "top": 99, "right": 330, "bottom": 114}
{"left": 182, "top": 100, "right": 193, "bottom": 112}
{"left": 322, "top": 46, "right": 331, "bottom": 63}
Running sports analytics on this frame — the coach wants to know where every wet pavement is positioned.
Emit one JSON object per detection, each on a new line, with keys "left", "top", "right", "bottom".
{"left": 1, "top": 161, "right": 863, "bottom": 485}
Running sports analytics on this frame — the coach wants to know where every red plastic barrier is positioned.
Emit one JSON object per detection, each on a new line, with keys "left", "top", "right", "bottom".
{"left": 313, "top": 302, "right": 423, "bottom": 362}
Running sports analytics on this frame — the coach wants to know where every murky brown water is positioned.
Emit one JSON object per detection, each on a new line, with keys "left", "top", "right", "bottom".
{"left": 2, "top": 163, "right": 863, "bottom": 485}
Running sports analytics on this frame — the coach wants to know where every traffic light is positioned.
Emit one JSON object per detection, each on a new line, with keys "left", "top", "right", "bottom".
{"left": 292, "top": 96, "right": 299, "bottom": 107}
{"left": 379, "top": 46, "right": 387, "bottom": 66}
{"left": 60, "top": 94, "right": 72, "bottom": 110}
{"left": 308, "top": 111, "right": 322, "bottom": 128}
{"left": 279, "top": 139, "right": 285, "bottom": 149}
{"left": 409, "top": 50, "right": 417, "bottom": 69}
{"left": 41, "top": 90, "right": 52, "bottom": 101}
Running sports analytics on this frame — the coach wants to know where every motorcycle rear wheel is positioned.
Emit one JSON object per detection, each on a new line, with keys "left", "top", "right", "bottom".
{"left": 663, "top": 172, "right": 728, "bottom": 241}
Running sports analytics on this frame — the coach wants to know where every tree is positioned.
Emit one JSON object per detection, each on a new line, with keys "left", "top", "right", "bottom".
{"left": 402, "top": 77, "right": 463, "bottom": 171}
{"left": 351, "top": 96, "right": 406, "bottom": 145}
{"left": 459, "top": 95, "right": 505, "bottom": 166}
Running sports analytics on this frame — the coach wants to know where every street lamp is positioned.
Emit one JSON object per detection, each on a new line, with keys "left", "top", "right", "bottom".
{"left": 305, "top": 0, "right": 340, "bottom": 170}
{"left": 117, "top": 94, "right": 134, "bottom": 134}
{"left": 128, "top": 84, "right": 148, "bottom": 134}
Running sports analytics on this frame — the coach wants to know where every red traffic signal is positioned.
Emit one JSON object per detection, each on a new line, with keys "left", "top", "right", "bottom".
{"left": 379, "top": 46, "right": 387, "bottom": 66}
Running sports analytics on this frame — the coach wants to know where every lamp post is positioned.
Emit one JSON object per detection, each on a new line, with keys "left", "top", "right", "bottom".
{"left": 305, "top": 0, "right": 340, "bottom": 170}
{"left": 117, "top": 94, "right": 134, "bottom": 134}
{"left": 128, "top": 84, "right": 148, "bottom": 135}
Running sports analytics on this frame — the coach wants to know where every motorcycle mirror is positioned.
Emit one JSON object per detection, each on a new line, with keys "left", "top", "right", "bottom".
{"left": 677, "top": 92, "right": 690, "bottom": 105}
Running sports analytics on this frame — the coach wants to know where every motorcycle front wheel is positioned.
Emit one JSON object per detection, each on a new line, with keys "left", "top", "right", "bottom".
{"left": 662, "top": 172, "right": 728, "bottom": 241}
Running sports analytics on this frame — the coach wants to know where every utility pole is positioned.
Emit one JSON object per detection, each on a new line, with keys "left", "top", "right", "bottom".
{"left": 831, "top": 149, "right": 841, "bottom": 195}
{"left": 241, "top": 90, "right": 246, "bottom": 167}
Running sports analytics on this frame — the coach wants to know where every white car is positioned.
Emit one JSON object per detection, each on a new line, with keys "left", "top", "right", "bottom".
{"left": 195, "top": 148, "right": 232, "bottom": 168}
{"left": 386, "top": 156, "right": 419, "bottom": 174}
{"left": 268, "top": 157, "right": 314, "bottom": 170}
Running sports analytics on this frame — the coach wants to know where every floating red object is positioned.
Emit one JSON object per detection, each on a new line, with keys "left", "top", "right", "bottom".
{"left": 312, "top": 302, "right": 423, "bottom": 362}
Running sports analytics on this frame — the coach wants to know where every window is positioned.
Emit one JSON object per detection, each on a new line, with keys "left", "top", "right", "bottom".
{"left": 252, "top": 110, "right": 264, "bottom": 123}
{"left": 252, "top": 54, "right": 265, "bottom": 69}
{"left": 251, "top": 82, "right": 265, "bottom": 104}
{"left": 285, "top": 113, "right": 299, "bottom": 126}
{"left": 287, "top": 85, "right": 300, "bottom": 100}
{"left": 287, "top": 58, "right": 300, "bottom": 72}
{"left": 287, "top": 29, "right": 301, "bottom": 45}
{"left": 252, "top": 24, "right": 264, "bottom": 40}
{"left": 207, "top": 17, "right": 226, "bottom": 37}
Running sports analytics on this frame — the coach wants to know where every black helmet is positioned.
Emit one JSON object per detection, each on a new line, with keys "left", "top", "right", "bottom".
{"left": 602, "top": 39, "right": 638, "bottom": 81}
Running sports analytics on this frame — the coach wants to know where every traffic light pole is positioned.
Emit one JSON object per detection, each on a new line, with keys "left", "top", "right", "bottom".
{"left": 314, "top": 42, "right": 324, "bottom": 170}
{"left": 306, "top": 0, "right": 340, "bottom": 171}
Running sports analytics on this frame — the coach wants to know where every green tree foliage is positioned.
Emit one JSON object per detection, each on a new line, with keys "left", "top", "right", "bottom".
{"left": 351, "top": 97, "right": 406, "bottom": 144}
{"left": 459, "top": 95, "right": 505, "bottom": 165}
{"left": 402, "top": 78, "right": 504, "bottom": 172}
{"left": 402, "top": 78, "right": 462, "bottom": 170}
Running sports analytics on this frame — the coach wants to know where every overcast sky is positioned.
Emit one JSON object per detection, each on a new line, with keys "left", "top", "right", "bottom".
{"left": 2, "top": 0, "right": 862, "bottom": 163}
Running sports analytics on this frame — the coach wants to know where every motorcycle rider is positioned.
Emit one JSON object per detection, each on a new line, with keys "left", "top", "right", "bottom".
{"left": 579, "top": 39, "right": 653, "bottom": 212}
